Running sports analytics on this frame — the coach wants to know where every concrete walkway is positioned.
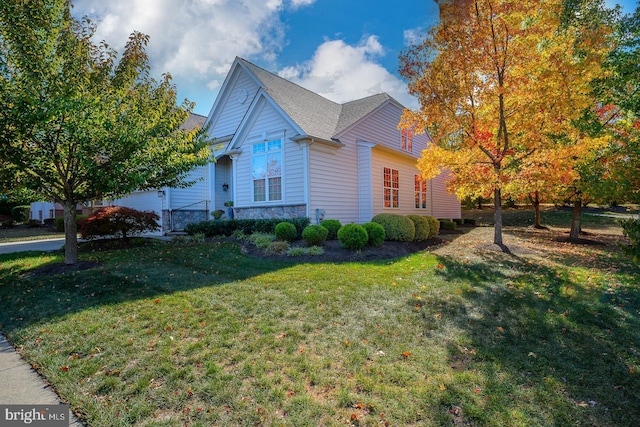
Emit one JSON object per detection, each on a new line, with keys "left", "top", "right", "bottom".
{"left": 0, "top": 334, "right": 83, "bottom": 425}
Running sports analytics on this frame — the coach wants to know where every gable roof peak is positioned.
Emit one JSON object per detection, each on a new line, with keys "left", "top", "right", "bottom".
{"left": 233, "top": 57, "right": 405, "bottom": 140}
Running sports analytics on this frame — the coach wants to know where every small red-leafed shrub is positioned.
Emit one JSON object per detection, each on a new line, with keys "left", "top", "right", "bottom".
{"left": 80, "top": 206, "right": 160, "bottom": 240}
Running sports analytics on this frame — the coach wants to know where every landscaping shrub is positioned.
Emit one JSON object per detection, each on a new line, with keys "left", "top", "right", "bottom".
{"left": 463, "top": 218, "right": 477, "bottom": 226}
{"left": 80, "top": 207, "right": 159, "bottom": 239}
{"left": 320, "top": 219, "right": 342, "bottom": 240}
{"left": 362, "top": 222, "right": 385, "bottom": 247}
{"left": 306, "top": 246, "right": 325, "bottom": 256}
{"left": 185, "top": 217, "right": 310, "bottom": 238}
{"left": 275, "top": 222, "right": 298, "bottom": 242}
{"left": 302, "top": 224, "right": 328, "bottom": 246}
{"left": 11, "top": 205, "right": 30, "bottom": 223}
{"left": 249, "top": 233, "right": 275, "bottom": 249}
{"left": 371, "top": 213, "right": 415, "bottom": 242}
{"left": 0, "top": 214, "right": 14, "bottom": 228}
{"left": 265, "top": 241, "right": 290, "bottom": 255}
{"left": 407, "top": 215, "right": 430, "bottom": 241}
{"left": 337, "top": 224, "right": 368, "bottom": 250}
{"left": 439, "top": 219, "right": 457, "bottom": 231}
{"left": 453, "top": 218, "right": 464, "bottom": 226}
{"left": 424, "top": 215, "right": 440, "bottom": 238}
{"left": 620, "top": 219, "right": 640, "bottom": 263}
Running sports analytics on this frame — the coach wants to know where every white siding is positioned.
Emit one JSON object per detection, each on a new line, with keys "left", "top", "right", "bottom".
{"left": 233, "top": 99, "right": 304, "bottom": 209}
{"left": 114, "top": 191, "right": 163, "bottom": 235}
{"left": 430, "top": 172, "right": 462, "bottom": 219}
{"left": 208, "top": 69, "right": 261, "bottom": 138}
{"left": 169, "top": 166, "right": 210, "bottom": 212}
{"left": 308, "top": 141, "right": 360, "bottom": 224}
{"left": 336, "top": 102, "right": 460, "bottom": 221}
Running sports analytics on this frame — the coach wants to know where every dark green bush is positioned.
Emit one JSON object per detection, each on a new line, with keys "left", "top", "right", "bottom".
{"left": 302, "top": 224, "right": 328, "bottom": 246}
{"left": 80, "top": 207, "right": 159, "bottom": 239}
{"left": 463, "top": 218, "right": 477, "bottom": 226}
{"left": 275, "top": 222, "right": 298, "bottom": 242}
{"left": 424, "top": 216, "right": 440, "bottom": 238}
{"left": 407, "top": 215, "right": 430, "bottom": 241}
{"left": 362, "top": 222, "right": 385, "bottom": 247}
{"left": 320, "top": 219, "right": 342, "bottom": 240}
{"left": 0, "top": 214, "right": 14, "bottom": 228}
{"left": 185, "top": 217, "right": 310, "bottom": 238}
{"left": 439, "top": 219, "right": 457, "bottom": 230}
{"left": 337, "top": 224, "right": 368, "bottom": 250}
{"left": 11, "top": 205, "right": 30, "bottom": 223}
{"left": 620, "top": 219, "right": 640, "bottom": 263}
{"left": 453, "top": 218, "right": 464, "bottom": 226}
{"left": 371, "top": 213, "right": 415, "bottom": 242}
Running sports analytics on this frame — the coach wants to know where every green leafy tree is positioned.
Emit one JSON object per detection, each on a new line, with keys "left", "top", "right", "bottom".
{"left": 0, "top": 0, "right": 210, "bottom": 264}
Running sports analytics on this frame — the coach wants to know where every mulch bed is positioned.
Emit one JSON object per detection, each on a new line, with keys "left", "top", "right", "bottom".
{"left": 238, "top": 237, "right": 446, "bottom": 263}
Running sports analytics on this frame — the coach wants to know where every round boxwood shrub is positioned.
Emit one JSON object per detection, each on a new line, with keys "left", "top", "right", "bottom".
{"left": 371, "top": 213, "right": 415, "bottom": 242}
{"left": 362, "top": 222, "right": 385, "bottom": 247}
{"left": 302, "top": 224, "right": 328, "bottom": 246}
{"left": 424, "top": 216, "right": 440, "bottom": 238}
{"left": 11, "top": 205, "right": 30, "bottom": 223}
{"left": 275, "top": 222, "right": 297, "bottom": 242}
{"left": 320, "top": 219, "right": 342, "bottom": 240}
{"left": 407, "top": 215, "right": 430, "bottom": 241}
{"left": 337, "top": 224, "right": 368, "bottom": 250}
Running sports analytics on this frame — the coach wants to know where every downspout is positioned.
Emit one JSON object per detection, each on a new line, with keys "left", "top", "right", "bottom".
{"left": 166, "top": 187, "right": 172, "bottom": 232}
{"left": 430, "top": 179, "right": 434, "bottom": 216}
{"left": 303, "top": 138, "right": 313, "bottom": 220}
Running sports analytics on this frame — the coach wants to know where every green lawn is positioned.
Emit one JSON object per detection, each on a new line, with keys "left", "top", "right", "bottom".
{"left": 0, "top": 212, "right": 639, "bottom": 426}
{"left": 0, "top": 225, "right": 64, "bottom": 243}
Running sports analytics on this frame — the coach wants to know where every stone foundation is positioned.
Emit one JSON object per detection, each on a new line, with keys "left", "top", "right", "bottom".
{"left": 163, "top": 210, "right": 209, "bottom": 233}
{"left": 233, "top": 204, "right": 307, "bottom": 220}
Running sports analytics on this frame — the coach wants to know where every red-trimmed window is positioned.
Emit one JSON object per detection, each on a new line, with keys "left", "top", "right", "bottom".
{"left": 401, "top": 128, "right": 413, "bottom": 152}
{"left": 383, "top": 167, "right": 399, "bottom": 208}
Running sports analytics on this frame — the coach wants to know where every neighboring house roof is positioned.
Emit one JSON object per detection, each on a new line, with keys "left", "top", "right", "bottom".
{"left": 180, "top": 112, "right": 207, "bottom": 131}
{"left": 236, "top": 58, "right": 404, "bottom": 142}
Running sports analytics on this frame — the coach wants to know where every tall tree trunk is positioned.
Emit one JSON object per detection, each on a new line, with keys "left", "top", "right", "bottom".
{"left": 569, "top": 197, "right": 582, "bottom": 240}
{"left": 494, "top": 187, "right": 503, "bottom": 245}
{"left": 530, "top": 191, "right": 543, "bottom": 229}
{"left": 63, "top": 201, "right": 79, "bottom": 265}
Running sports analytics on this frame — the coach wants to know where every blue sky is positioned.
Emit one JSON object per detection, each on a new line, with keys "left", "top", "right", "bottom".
{"left": 71, "top": 0, "right": 636, "bottom": 116}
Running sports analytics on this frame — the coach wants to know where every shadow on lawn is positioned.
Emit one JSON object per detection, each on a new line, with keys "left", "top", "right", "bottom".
{"left": 428, "top": 250, "right": 640, "bottom": 426}
{"left": 0, "top": 240, "right": 287, "bottom": 333}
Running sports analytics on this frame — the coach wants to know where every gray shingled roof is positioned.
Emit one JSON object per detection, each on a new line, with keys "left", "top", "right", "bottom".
{"left": 238, "top": 58, "right": 400, "bottom": 141}
{"left": 180, "top": 112, "right": 207, "bottom": 131}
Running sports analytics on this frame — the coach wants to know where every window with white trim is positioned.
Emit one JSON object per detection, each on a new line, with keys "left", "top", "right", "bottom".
{"left": 252, "top": 139, "right": 282, "bottom": 202}
{"left": 401, "top": 128, "right": 413, "bottom": 152}
{"left": 383, "top": 167, "right": 399, "bottom": 208}
{"left": 414, "top": 175, "right": 427, "bottom": 209}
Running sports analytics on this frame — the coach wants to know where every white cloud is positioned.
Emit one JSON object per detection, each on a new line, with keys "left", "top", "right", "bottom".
{"left": 72, "top": 0, "right": 290, "bottom": 112}
{"left": 403, "top": 27, "right": 425, "bottom": 46}
{"left": 288, "top": 0, "right": 316, "bottom": 8}
{"left": 278, "top": 36, "right": 417, "bottom": 108}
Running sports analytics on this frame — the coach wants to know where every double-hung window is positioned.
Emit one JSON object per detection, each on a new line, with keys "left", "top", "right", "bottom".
{"left": 414, "top": 175, "right": 427, "bottom": 209}
{"left": 252, "top": 139, "right": 282, "bottom": 202}
{"left": 401, "top": 128, "right": 413, "bottom": 152}
{"left": 383, "top": 167, "right": 399, "bottom": 208}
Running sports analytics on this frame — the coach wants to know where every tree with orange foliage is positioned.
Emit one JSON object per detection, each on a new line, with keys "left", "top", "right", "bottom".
{"left": 400, "top": 0, "right": 611, "bottom": 245}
